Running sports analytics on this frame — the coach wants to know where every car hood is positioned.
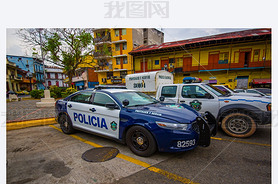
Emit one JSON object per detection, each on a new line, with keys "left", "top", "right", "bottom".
{"left": 128, "top": 103, "right": 199, "bottom": 124}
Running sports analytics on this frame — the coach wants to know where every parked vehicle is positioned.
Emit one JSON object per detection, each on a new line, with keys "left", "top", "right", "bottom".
{"left": 156, "top": 81, "right": 271, "bottom": 138}
{"left": 55, "top": 88, "right": 217, "bottom": 157}
{"left": 214, "top": 85, "right": 261, "bottom": 97}
{"left": 234, "top": 88, "right": 271, "bottom": 98}
{"left": 125, "top": 70, "right": 173, "bottom": 93}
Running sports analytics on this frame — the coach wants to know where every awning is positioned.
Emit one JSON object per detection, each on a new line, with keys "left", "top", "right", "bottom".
{"left": 252, "top": 78, "right": 271, "bottom": 84}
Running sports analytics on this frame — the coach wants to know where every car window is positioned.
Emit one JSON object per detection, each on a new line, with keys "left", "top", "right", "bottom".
{"left": 246, "top": 90, "right": 258, "bottom": 94}
{"left": 70, "top": 91, "right": 93, "bottom": 104}
{"left": 161, "top": 86, "right": 177, "bottom": 98}
{"left": 114, "top": 91, "right": 157, "bottom": 107}
{"left": 93, "top": 92, "right": 116, "bottom": 106}
{"left": 182, "top": 85, "right": 210, "bottom": 98}
{"left": 216, "top": 86, "right": 229, "bottom": 93}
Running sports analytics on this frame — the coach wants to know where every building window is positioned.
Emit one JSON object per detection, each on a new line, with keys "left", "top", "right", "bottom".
{"left": 48, "top": 81, "right": 51, "bottom": 86}
{"left": 122, "top": 29, "right": 126, "bottom": 35}
{"left": 115, "top": 44, "right": 120, "bottom": 51}
{"left": 234, "top": 52, "right": 239, "bottom": 63}
{"left": 107, "top": 71, "right": 113, "bottom": 79}
{"left": 123, "top": 43, "right": 127, "bottom": 50}
{"left": 123, "top": 57, "right": 128, "bottom": 64}
{"left": 116, "top": 58, "right": 121, "bottom": 65}
{"left": 155, "top": 60, "right": 159, "bottom": 65}
{"left": 120, "top": 71, "right": 127, "bottom": 78}
{"left": 219, "top": 52, "right": 229, "bottom": 64}
{"left": 115, "top": 29, "right": 119, "bottom": 37}
{"left": 175, "top": 58, "right": 183, "bottom": 67}
{"left": 253, "top": 49, "right": 260, "bottom": 62}
{"left": 55, "top": 73, "right": 58, "bottom": 79}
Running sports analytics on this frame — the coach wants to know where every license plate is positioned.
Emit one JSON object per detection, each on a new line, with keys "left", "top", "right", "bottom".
{"left": 177, "top": 139, "right": 196, "bottom": 148}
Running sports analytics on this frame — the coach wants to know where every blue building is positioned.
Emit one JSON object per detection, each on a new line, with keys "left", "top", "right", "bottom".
{"left": 6, "top": 55, "right": 45, "bottom": 90}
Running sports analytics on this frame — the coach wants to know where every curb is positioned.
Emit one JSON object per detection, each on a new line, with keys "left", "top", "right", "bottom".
{"left": 6, "top": 118, "right": 57, "bottom": 131}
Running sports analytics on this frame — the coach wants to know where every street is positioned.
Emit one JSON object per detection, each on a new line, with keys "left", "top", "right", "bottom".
{"left": 7, "top": 122, "right": 271, "bottom": 184}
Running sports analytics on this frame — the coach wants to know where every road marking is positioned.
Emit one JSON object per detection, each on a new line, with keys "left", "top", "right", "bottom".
{"left": 49, "top": 125, "right": 198, "bottom": 184}
{"left": 211, "top": 137, "right": 271, "bottom": 147}
{"left": 7, "top": 118, "right": 56, "bottom": 131}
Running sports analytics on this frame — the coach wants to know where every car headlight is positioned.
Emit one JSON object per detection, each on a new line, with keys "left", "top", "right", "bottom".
{"left": 156, "top": 121, "right": 188, "bottom": 131}
{"left": 267, "top": 103, "right": 271, "bottom": 111}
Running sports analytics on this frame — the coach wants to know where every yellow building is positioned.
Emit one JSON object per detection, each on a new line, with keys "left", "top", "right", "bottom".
{"left": 129, "top": 29, "right": 271, "bottom": 89}
{"left": 6, "top": 59, "right": 21, "bottom": 92}
{"left": 93, "top": 28, "right": 164, "bottom": 85}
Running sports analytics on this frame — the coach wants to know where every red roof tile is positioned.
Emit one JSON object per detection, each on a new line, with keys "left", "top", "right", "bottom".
{"left": 129, "top": 28, "right": 271, "bottom": 54}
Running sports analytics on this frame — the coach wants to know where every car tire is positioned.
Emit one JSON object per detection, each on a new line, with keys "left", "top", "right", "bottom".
{"left": 59, "top": 114, "right": 75, "bottom": 134}
{"left": 126, "top": 126, "right": 157, "bottom": 157}
{"left": 221, "top": 112, "right": 256, "bottom": 138}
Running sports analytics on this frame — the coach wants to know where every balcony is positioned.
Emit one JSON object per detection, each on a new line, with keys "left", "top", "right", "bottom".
{"left": 93, "top": 51, "right": 112, "bottom": 60}
{"left": 93, "top": 33, "right": 111, "bottom": 45}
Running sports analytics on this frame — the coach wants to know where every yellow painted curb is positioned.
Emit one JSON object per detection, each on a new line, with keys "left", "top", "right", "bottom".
{"left": 7, "top": 118, "right": 57, "bottom": 131}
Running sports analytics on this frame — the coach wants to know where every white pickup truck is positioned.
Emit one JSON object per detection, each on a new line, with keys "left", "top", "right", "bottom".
{"left": 156, "top": 83, "right": 271, "bottom": 138}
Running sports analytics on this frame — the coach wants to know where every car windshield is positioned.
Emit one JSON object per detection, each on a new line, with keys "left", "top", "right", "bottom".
{"left": 203, "top": 84, "right": 227, "bottom": 96}
{"left": 114, "top": 91, "right": 158, "bottom": 107}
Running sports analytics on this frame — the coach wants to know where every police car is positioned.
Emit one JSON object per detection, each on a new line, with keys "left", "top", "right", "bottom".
{"left": 55, "top": 88, "right": 216, "bottom": 157}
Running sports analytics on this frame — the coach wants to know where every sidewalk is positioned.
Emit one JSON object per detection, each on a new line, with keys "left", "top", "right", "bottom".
{"left": 6, "top": 99, "right": 57, "bottom": 130}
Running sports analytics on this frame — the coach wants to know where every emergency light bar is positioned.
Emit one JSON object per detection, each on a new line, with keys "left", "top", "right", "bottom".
{"left": 183, "top": 77, "right": 202, "bottom": 83}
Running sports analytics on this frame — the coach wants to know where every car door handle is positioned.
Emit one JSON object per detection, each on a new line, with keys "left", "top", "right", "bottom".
{"left": 68, "top": 104, "right": 72, "bottom": 108}
{"left": 89, "top": 108, "right": 96, "bottom": 112}
{"left": 180, "top": 100, "right": 185, "bottom": 103}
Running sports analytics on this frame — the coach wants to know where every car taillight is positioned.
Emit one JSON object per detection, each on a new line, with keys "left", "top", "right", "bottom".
{"left": 267, "top": 103, "right": 271, "bottom": 111}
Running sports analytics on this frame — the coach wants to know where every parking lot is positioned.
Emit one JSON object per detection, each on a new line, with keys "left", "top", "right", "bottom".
{"left": 7, "top": 116, "right": 271, "bottom": 183}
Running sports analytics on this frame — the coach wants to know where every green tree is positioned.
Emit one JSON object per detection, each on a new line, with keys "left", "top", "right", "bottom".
{"left": 44, "top": 28, "right": 95, "bottom": 86}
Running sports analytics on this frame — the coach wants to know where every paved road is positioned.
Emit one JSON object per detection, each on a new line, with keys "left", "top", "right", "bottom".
{"left": 7, "top": 124, "right": 271, "bottom": 184}
{"left": 6, "top": 100, "right": 55, "bottom": 122}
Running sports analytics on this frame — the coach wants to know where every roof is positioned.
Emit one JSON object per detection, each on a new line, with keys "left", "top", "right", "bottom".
{"left": 129, "top": 28, "right": 271, "bottom": 55}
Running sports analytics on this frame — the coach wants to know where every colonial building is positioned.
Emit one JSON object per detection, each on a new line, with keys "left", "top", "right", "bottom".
{"left": 6, "top": 59, "right": 22, "bottom": 92}
{"left": 93, "top": 28, "right": 164, "bottom": 85}
{"left": 45, "top": 65, "right": 69, "bottom": 87}
{"left": 72, "top": 55, "right": 99, "bottom": 90}
{"left": 6, "top": 55, "right": 45, "bottom": 90}
{"left": 129, "top": 29, "right": 271, "bottom": 89}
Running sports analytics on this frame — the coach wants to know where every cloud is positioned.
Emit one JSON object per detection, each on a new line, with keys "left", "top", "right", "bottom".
{"left": 163, "top": 28, "right": 249, "bottom": 43}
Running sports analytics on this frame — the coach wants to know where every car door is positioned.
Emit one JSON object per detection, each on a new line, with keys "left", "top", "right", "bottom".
{"left": 178, "top": 85, "right": 219, "bottom": 117}
{"left": 67, "top": 91, "right": 120, "bottom": 139}
{"left": 67, "top": 91, "right": 95, "bottom": 129}
{"left": 90, "top": 92, "right": 121, "bottom": 139}
{"left": 160, "top": 85, "right": 179, "bottom": 103}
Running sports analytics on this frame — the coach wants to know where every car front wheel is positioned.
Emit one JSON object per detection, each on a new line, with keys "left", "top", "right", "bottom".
{"left": 126, "top": 126, "right": 157, "bottom": 157}
{"left": 221, "top": 113, "right": 256, "bottom": 138}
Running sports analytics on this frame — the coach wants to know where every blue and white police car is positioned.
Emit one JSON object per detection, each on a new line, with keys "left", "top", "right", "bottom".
{"left": 55, "top": 88, "right": 216, "bottom": 157}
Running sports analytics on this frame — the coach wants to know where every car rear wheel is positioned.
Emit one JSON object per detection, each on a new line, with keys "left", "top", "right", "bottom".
{"left": 59, "top": 114, "right": 75, "bottom": 134}
{"left": 221, "top": 113, "right": 256, "bottom": 138}
{"left": 126, "top": 126, "right": 157, "bottom": 157}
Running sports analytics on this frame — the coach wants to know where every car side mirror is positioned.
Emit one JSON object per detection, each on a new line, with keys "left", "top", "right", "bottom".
{"left": 159, "top": 96, "right": 165, "bottom": 102}
{"left": 122, "top": 99, "right": 129, "bottom": 107}
{"left": 105, "top": 103, "right": 118, "bottom": 109}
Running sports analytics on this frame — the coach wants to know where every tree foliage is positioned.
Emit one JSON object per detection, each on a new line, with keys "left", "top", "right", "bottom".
{"left": 17, "top": 28, "right": 96, "bottom": 86}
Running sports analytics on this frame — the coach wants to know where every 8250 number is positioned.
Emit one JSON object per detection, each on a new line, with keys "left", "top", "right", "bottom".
{"left": 177, "top": 139, "right": 195, "bottom": 148}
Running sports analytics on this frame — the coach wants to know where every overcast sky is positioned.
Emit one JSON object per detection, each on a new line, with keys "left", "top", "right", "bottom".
{"left": 6, "top": 28, "right": 248, "bottom": 57}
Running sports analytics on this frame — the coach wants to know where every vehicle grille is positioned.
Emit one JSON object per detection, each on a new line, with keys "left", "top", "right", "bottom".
{"left": 192, "top": 122, "right": 200, "bottom": 134}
